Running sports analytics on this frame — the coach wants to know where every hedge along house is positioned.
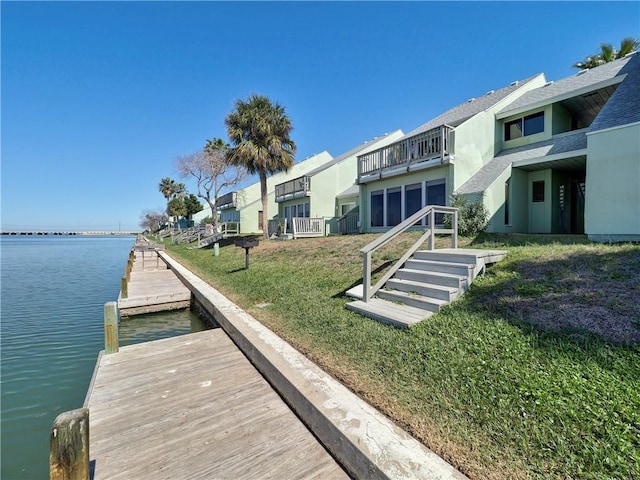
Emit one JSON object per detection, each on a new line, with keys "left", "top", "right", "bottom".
{"left": 356, "top": 75, "right": 546, "bottom": 233}
{"left": 273, "top": 130, "right": 404, "bottom": 238}
{"left": 194, "top": 151, "right": 333, "bottom": 235}
{"left": 457, "top": 52, "right": 640, "bottom": 241}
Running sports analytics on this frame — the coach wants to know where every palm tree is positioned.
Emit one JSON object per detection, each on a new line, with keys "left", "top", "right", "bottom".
{"left": 158, "top": 177, "right": 176, "bottom": 202}
{"left": 573, "top": 37, "right": 639, "bottom": 69}
{"left": 225, "top": 95, "right": 297, "bottom": 239}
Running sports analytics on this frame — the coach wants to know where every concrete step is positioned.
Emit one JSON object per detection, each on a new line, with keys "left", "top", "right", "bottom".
{"left": 404, "top": 258, "right": 475, "bottom": 277}
{"left": 414, "top": 248, "right": 508, "bottom": 265}
{"left": 385, "top": 278, "right": 459, "bottom": 301}
{"left": 345, "top": 298, "right": 432, "bottom": 328}
{"left": 413, "top": 250, "right": 480, "bottom": 265}
{"left": 376, "top": 289, "right": 448, "bottom": 312}
{"left": 395, "top": 268, "right": 468, "bottom": 289}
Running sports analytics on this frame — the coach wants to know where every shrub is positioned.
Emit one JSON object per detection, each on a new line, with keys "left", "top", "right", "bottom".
{"left": 446, "top": 193, "right": 490, "bottom": 236}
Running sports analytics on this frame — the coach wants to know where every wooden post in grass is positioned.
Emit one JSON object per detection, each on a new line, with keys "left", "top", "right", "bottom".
{"left": 104, "top": 301, "right": 119, "bottom": 354}
{"left": 50, "top": 408, "right": 89, "bottom": 480}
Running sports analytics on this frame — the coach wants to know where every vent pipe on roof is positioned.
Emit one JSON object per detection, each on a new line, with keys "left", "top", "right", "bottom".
{"left": 510, "top": 80, "right": 519, "bottom": 86}
{"left": 576, "top": 69, "right": 589, "bottom": 76}
{"left": 543, "top": 81, "right": 554, "bottom": 87}
{"left": 467, "top": 97, "right": 475, "bottom": 102}
{"left": 485, "top": 90, "right": 495, "bottom": 95}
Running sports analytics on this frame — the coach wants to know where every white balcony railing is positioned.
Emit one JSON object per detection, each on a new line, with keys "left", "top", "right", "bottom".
{"left": 216, "top": 191, "right": 237, "bottom": 210}
{"left": 275, "top": 176, "right": 311, "bottom": 202}
{"left": 358, "top": 125, "right": 453, "bottom": 179}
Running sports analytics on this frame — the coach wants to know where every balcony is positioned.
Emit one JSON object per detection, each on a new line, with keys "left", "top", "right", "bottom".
{"left": 275, "top": 176, "right": 311, "bottom": 202}
{"left": 357, "top": 125, "right": 454, "bottom": 181}
{"left": 216, "top": 191, "right": 237, "bottom": 210}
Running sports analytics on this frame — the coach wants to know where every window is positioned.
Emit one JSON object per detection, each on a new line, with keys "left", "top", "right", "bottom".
{"left": 505, "top": 111, "right": 545, "bottom": 140}
{"left": 427, "top": 179, "right": 446, "bottom": 224}
{"left": 426, "top": 179, "right": 446, "bottom": 206}
{"left": 504, "top": 179, "right": 510, "bottom": 225}
{"left": 371, "top": 190, "right": 383, "bottom": 227}
{"left": 405, "top": 183, "right": 422, "bottom": 220}
{"left": 341, "top": 203, "right": 356, "bottom": 215}
{"left": 532, "top": 181, "right": 545, "bottom": 202}
{"left": 386, "top": 187, "right": 402, "bottom": 226}
{"left": 258, "top": 211, "right": 263, "bottom": 230}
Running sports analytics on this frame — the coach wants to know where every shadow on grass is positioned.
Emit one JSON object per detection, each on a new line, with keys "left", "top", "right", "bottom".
{"left": 332, "top": 261, "right": 393, "bottom": 299}
{"left": 463, "top": 247, "right": 640, "bottom": 350}
{"left": 471, "top": 232, "right": 590, "bottom": 247}
{"left": 199, "top": 234, "right": 262, "bottom": 250}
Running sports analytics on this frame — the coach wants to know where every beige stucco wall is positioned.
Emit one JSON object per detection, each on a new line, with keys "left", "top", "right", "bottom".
{"left": 585, "top": 122, "right": 640, "bottom": 241}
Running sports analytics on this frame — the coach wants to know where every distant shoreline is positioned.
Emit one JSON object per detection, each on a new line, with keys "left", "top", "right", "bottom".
{"left": 1, "top": 231, "right": 138, "bottom": 236}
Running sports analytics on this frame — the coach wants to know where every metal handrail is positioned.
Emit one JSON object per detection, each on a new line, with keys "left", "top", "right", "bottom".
{"left": 360, "top": 205, "right": 458, "bottom": 302}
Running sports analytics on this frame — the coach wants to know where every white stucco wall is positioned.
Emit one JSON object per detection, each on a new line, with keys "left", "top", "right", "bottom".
{"left": 585, "top": 122, "right": 640, "bottom": 241}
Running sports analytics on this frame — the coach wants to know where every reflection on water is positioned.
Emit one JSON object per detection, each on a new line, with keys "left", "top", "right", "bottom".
{"left": 119, "top": 308, "right": 208, "bottom": 347}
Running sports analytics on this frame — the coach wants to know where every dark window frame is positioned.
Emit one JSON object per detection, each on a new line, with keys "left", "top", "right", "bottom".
{"left": 532, "top": 180, "right": 545, "bottom": 203}
{"left": 505, "top": 111, "right": 545, "bottom": 140}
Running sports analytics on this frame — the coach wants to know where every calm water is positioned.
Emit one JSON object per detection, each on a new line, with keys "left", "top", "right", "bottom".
{"left": 0, "top": 235, "right": 204, "bottom": 479}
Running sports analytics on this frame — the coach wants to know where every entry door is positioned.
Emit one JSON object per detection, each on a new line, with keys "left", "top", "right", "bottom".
{"left": 529, "top": 180, "right": 547, "bottom": 233}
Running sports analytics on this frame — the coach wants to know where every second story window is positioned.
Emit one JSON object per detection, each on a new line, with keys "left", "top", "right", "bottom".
{"left": 505, "top": 111, "right": 545, "bottom": 140}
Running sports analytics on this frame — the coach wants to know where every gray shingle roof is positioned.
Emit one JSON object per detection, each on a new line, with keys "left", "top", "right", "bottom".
{"left": 305, "top": 129, "right": 403, "bottom": 177}
{"left": 589, "top": 52, "right": 640, "bottom": 131}
{"left": 499, "top": 54, "right": 634, "bottom": 117}
{"left": 456, "top": 131, "right": 587, "bottom": 194}
{"left": 336, "top": 184, "right": 360, "bottom": 198}
{"left": 402, "top": 74, "right": 543, "bottom": 139}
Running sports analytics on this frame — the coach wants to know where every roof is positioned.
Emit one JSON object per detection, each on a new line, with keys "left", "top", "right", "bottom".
{"left": 589, "top": 52, "right": 640, "bottom": 132}
{"left": 336, "top": 184, "right": 360, "bottom": 199}
{"left": 402, "top": 74, "right": 543, "bottom": 139}
{"left": 456, "top": 131, "right": 587, "bottom": 195}
{"left": 498, "top": 54, "right": 635, "bottom": 118}
{"left": 304, "top": 130, "right": 403, "bottom": 177}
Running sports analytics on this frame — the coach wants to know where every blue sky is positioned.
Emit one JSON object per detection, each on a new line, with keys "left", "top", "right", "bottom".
{"left": 2, "top": 1, "right": 638, "bottom": 231}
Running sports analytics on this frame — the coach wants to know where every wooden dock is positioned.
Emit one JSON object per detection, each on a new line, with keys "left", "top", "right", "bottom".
{"left": 118, "top": 245, "right": 191, "bottom": 316}
{"left": 85, "top": 328, "right": 348, "bottom": 479}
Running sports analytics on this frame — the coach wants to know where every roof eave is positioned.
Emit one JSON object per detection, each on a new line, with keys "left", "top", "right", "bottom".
{"left": 496, "top": 74, "right": 627, "bottom": 120}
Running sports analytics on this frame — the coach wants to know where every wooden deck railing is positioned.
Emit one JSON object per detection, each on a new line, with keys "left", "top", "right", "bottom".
{"left": 292, "top": 217, "right": 324, "bottom": 238}
{"left": 216, "top": 191, "right": 237, "bottom": 210}
{"left": 219, "top": 221, "right": 240, "bottom": 237}
{"left": 337, "top": 212, "right": 359, "bottom": 235}
{"left": 275, "top": 176, "right": 311, "bottom": 202}
{"left": 360, "top": 205, "right": 458, "bottom": 302}
{"left": 268, "top": 217, "right": 324, "bottom": 238}
{"left": 357, "top": 125, "right": 453, "bottom": 178}
{"left": 268, "top": 219, "right": 287, "bottom": 237}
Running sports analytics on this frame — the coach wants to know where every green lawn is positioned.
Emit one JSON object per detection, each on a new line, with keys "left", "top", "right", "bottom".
{"left": 166, "top": 233, "right": 640, "bottom": 480}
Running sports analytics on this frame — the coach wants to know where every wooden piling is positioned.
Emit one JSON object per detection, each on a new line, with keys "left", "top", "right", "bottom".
{"left": 120, "top": 276, "right": 128, "bottom": 299}
{"left": 50, "top": 408, "right": 89, "bottom": 480}
{"left": 104, "top": 302, "right": 119, "bottom": 354}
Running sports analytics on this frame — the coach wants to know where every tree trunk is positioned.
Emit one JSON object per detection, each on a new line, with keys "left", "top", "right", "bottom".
{"left": 260, "top": 172, "right": 269, "bottom": 240}
{"left": 207, "top": 200, "right": 218, "bottom": 232}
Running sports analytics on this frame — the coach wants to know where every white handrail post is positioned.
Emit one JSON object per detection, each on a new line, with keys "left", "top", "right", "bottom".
{"left": 452, "top": 210, "right": 458, "bottom": 248}
{"left": 363, "top": 251, "right": 372, "bottom": 302}
{"left": 428, "top": 209, "right": 435, "bottom": 250}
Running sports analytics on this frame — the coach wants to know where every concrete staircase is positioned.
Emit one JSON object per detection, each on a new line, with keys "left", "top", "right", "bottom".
{"left": 346, "top": 248, "right": 507, "bottom": 328}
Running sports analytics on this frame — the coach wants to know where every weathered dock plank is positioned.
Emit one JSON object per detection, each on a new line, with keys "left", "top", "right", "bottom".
{"left": 85, "top": 329, "right": 348, "bottom": 480}
{"left": 118, "top": 248, "right": 191, "bottom": 315}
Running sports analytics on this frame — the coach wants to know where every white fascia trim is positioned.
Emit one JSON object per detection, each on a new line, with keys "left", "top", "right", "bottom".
{"left": 496, "top": 75, "right": 627, "bottom": 120}
{"left": 586, "top": 120, "right": 640, "bottom": 136}
{"left": 512, "top": 148, "right": 587, "bottom": 168}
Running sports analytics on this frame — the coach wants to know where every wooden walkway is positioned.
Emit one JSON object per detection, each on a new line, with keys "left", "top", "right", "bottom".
{"left": 118, "top": 245, "right": 191, "bottom": 316}
{"left": 85, "top": 328, "right": 348, "bottom": 479}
